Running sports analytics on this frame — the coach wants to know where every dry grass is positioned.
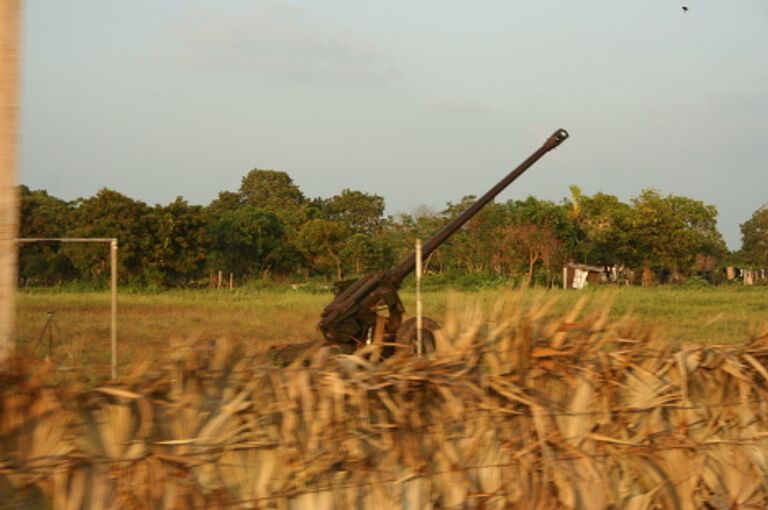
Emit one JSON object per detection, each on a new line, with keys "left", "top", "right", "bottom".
{"left": 4, "top": 292, "right": 768, "bottom": 508}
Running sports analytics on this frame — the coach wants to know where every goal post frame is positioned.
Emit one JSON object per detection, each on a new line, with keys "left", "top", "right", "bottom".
{"left": 17, "top": 237, "right": 118, "bottom": 378}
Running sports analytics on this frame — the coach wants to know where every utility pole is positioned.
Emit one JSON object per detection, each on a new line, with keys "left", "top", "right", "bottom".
{"left": 0, "top": 0, "right": 21, "bottom": 362}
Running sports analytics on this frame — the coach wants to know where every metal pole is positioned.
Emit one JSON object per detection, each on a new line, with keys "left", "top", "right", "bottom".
{"left": 415, "top": 238, "right": 423, "bottom": 355}
{"left": 110, "top": 239, "right": 117, "bottom": 379}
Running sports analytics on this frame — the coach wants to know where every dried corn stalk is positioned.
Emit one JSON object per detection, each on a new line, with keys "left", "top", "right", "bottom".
{"left": 2, "top": 295, "right": 768, "bottom": 509}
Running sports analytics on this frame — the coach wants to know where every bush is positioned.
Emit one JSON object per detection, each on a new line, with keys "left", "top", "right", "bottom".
{"left": 400, "top": 271, "right": 514, "bottom": 291}
{"left": 682, "top": 275, "right": 713, "bottom": 288}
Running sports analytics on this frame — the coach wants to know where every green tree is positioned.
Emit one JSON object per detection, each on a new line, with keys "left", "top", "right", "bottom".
{"left": 740, "top": 204, "right": 768, "bottom": 267}
{"left": 207, "top": 191, "right": 243, "bottom": 218}
{"left": 67, "top": 189, "right": 153, "bottom": 283}
{"left": 18, "top": 186, "right": 77, "bottom": 284}
{"left": 238, "top": 169, "right": 310, "bottom": 268}
{"left": 339, "top": 233, "right": 375, "bottom": 275}
{"left": 506, "top": 196, "right": 574, "bottom": 240}
{"left": 297, "top": 189, "right": 388, "bottom": 276}
{"left": 296, "top": 219, "right": 347, "bottom": 279}
{"left": 576, "top": 192, "right": 632, "bottom": 266}
{"left": 429, "top": 196, "right": 510, "bottom": 275}
{"left": 18, "top": 185, "right": 72, "bottom": 238}
{"left": 144, "top": 197, "right": 209, "bottom": 286}
{"left": 383, "top": 207, "right": 445, "bottom": 273}
{"left": 504, "top": 196, "right": 574, "bottom": 281}
{"left": 324, "top": 189, "right": 385, "bottom": 235}
{"left": 239, "top": 169, "right": 305, "bottom": 212}
{"left": 503, "top": 221, "right": 563, "bottom": 286}
{"left": 207, "top": 205, "right": 288, "bottom": 278}
{"left": 627, "top": 190, "right": 726, "bottom": 279}
{"left": 388, "top": 196, "right": 571, "bottom": 282}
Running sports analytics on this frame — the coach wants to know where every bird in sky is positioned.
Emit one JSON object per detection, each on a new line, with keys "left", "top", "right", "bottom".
{"left": 682, "top": 6, "right": 689, "bottom": 12}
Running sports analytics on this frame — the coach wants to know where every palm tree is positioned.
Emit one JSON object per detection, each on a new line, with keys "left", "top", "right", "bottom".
{"left": 0, "top": 0, "right": 21, "bottom": 362}
{"left": 567, "top": 184, "right": 583, "bottom": 224}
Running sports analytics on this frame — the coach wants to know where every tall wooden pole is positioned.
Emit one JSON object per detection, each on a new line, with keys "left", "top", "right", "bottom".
{"left": 0, "top": 0, "right": 21, "bottom": 362}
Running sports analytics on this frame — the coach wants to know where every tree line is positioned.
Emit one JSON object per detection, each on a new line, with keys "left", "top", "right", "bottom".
{"left": 17, "top": 169, "right": 768, "bottom": 288}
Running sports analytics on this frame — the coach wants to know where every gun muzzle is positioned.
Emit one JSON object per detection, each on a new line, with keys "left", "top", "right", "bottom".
{"left": 543, "top": 128, "right": 569, "bottom": 151}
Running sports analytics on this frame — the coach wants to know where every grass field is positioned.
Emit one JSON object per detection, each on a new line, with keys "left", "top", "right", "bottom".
{"left": 15, "top": 285, "right": 768, "bottom": 380}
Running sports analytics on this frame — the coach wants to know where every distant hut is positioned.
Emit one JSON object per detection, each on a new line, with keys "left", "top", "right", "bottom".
{"left": 563, "top": 263, "right": 604, "bottom": 289}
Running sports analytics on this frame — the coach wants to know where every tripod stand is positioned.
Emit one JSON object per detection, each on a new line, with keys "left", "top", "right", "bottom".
{"left": 34, "top": 311, "right": 59, "bottom": 358}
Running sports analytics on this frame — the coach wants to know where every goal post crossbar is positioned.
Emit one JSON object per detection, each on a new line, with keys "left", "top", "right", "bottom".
{"left": 17, "top": 237, "right": 118, "bottom": 379}
{"left": 17, "top": 237, "right": 117, "bottom": 243}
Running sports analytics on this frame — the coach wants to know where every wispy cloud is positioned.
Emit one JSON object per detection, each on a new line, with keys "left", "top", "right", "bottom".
{"left": 166, "top": 3, "right": 397, "bottom": 88}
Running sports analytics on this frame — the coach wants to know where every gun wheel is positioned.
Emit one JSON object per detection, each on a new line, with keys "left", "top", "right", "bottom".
{"left": 395, "top": 317, "right": 440, "bottom": 354}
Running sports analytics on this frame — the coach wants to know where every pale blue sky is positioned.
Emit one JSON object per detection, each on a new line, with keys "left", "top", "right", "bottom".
{"left": 18, "top": 1, "right": 768, "bottom": 248}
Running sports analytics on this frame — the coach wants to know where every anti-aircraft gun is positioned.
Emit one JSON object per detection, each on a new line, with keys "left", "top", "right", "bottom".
{"left": 318, "top": 128, "right": 569, "bottom": 353}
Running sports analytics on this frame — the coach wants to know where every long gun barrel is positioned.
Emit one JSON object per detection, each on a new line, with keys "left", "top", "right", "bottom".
{"left": 388, "top": 128, "right": 569, "bottom": 282}
{"left": 318, "top": 128, "right": 569, "bottom": 345}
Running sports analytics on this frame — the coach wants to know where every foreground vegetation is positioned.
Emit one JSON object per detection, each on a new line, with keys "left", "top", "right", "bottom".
{"left": 5, "top": 293, "right": 768, "bottom": 508}
{"left": 15, "top": 285, "right": 768, "bottom": 379}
